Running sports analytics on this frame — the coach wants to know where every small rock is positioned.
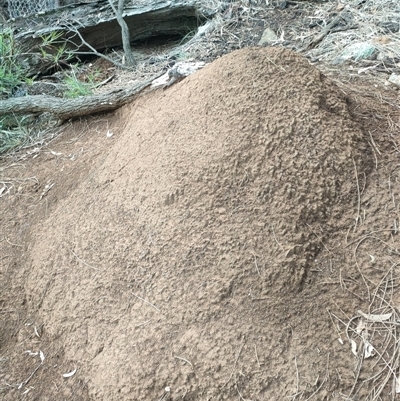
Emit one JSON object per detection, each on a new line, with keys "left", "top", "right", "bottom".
{"left": 333, "top": 42, "right": 376, "bottom": 65}
{"left": 258, "top": 28, "right": 278, "bottom": 46}
{"left": 373, "top": 36, "right": 391, "bottom": 45}
{"left": 388, "top": 73, "right": 400, "bottom": 88}
{"left": 277, "top": 1, "right": 287, "bottom": 10}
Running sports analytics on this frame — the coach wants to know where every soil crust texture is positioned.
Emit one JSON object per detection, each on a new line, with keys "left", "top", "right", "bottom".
{"left": 11, "top": 47, "right": 373, "bottom": 400}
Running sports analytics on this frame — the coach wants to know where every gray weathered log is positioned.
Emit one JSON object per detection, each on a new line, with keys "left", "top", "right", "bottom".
{"left": 9, "top": 0, "right": 211, "bottom": 76}
{"left": 0, "top": 74, "right": 161, "bottom": 122}
{"left": 13, "top": 0, "right": 210, "bottom": 52}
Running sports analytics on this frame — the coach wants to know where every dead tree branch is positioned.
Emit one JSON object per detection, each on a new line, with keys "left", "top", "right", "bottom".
{"left": 63, "top": 23, "right": 133, "bottom": 70}
{"left": 0, "top": 73, "right": 162, "bottom": 122}
{"left": 108, "top": 0, "right": 135, "bottom": 65}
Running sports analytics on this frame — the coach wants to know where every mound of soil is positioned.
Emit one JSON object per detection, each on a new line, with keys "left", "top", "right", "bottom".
{"left": 13, "top": 48, "right": 372, "bottom": 400}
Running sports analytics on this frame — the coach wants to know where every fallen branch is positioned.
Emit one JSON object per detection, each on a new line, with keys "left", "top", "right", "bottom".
{"left": 306, "top": 12, "right": 350, "bottom": 50}
{"left": 0, "top": 73, "right": 162, "bottom": 122}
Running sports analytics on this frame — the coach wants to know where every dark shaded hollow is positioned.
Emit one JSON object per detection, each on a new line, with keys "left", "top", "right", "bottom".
{"left": 73, "top": 8, "right": 206, "bottom": 53}
{"left": 131, "top": 33, "right": 188, "bottom": 48}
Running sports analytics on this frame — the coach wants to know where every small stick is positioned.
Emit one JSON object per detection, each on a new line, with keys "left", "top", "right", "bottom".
{"left": 4, "top": 237, "right": 24, "bottom": 247}
{"left": 369, "top": 131, "right": 381, "bottom": 156}
{"left": 345, "top": 229, "right": 394, "bottom": 248}
{"left": 235, "top": 384, "right": 246, "bottom": 401}
{"left": 326, "top": 309, "right": 344, "bottom": 343}
{"left": 254, "top": 344, "right": 261, "bottom": 368}
{"left": 271, "top": 225, "right": 285, "bottom": 252}
{"left": 345, "top": 225, "right": 352, "bottom": 244}
{"left": 368, "top": 141, "right": 378, "bottom": 169}
{"left": 353, "top": 158, "right": 362, "bottom": 231}
{"left": 18, "top": 361, "right": 43, "bottom": 389}
{"left": 251, "top": 252, "right": 260, "bottom": 275}
{"left": 294, "top": 355, "right": 299, "bottom": 395}
{"left": 347, "top": 341, "right": 364, "bottom": 399}
{"left": 222, "top": 340, "right": 245, "bottom": 388}
{"left": 131, "top": 293, "right": 160, "bottom": 313}
{"left": 174, "top": 355, "right": 193, "bottom": 368}
{"left": 339, "top": 268, "right": 344, "bottom": 290}
{"left": 306, "top": 12, "right": 346, "bottom": 49}
{"left": 70, "top": 249, "right": 100, "bottom": 271}
{"left": 62, "top": 23, "right": 133, "bottom": 70}
{"left": 306, "top": 223, "right": 331, "bottom": 255}
{"left": 304, "top": 376, "right": 326, "bottom": 401}
{"left": 93, "top": 75, "right": 115, "bottom": 89}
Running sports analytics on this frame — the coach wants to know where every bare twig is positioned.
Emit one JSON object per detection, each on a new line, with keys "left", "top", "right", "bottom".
{"left": 174, "top": 355, "right": 193, "bottom": 368}
{"left": 353, "top": 158, "right": 362, "bottom": 231}
{"left": 70, "top": 248, "right": 100, "bottom": 271}
{"left": 131, "top": 293, "right": 161, "bottom": 313}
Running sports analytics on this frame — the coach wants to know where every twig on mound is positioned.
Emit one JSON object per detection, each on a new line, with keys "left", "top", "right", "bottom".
{"left": 131, "top": 293, "right": 161, "bottom": 313}
{"left": 289, "top": 353, "right": 329, "bottom": 400}
{"left": 294, "top": 355, "right": 300, "bottom": 395}
{"left": 4, "top": 237, "right": 24, "bottom": 247}
{"left": 174, "top": 355, "right": 193, "bottom": 368}
{"left": 250, "top": 251, "right": 261, "bottom": 275}
{"left": 353, "top": 250, "right": 372, "bottom": 303}
{"left": 353, "top": 158, "right": 362, "bottom": 232}
{"left": 254, "top": 344, "right": 261, "bottom": 368}
{"left": 368, "top": 141, "right": 379, "bottom": 170}
{"left": 369, "top": 131, "right": 381, "bottom": 156}
{"left": 235, "top": 384, "right": 246, "bottom": 401}
{"left": 345, "top": 230, "right": 395, "bottom": 248}
{"left": 70, "top": 248, "right": 100, "bottom": 271}
{"left": 271, "top": 224, "right": 285, "bottom": 252}
{"left": 222, "top": 339, "right": 245, "bottom": 388}
{"left": 304, "top": 373, "right": 327, "bottom": 401}
{"left": 306, "top": 223, "right": 331, "bottom": 255}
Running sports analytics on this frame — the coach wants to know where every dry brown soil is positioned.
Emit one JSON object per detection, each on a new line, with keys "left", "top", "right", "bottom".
{"left": 1, "top": 47, "right": 400, "bottom": 400}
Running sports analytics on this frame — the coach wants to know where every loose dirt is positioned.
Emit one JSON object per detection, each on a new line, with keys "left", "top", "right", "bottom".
{"left": 1, "top": 47, "right": 400, "bottom": 400}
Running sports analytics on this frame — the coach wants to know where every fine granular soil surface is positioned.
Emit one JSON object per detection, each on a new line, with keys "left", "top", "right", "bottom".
{"left": 1, "top": 47, "right": 400, "bottom": 401}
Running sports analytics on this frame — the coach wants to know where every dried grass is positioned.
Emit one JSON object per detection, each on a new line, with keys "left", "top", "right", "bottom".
{"left": 334, "top": 261, "right": 400, "bottom": 400}
{"left": 301, "top": 0, "right": 400, "bottom": 83}
{"left": 0, "top": 122, "right": 64, "bottom": 161}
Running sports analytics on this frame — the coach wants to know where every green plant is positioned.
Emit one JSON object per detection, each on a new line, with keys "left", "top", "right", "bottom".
{"left": 40, "top": 31, "right": 64, "bottom": 48}
{"left": 0, "top": 29, "right": 98, "bottom": 155}
{"left": 64, "top": 72, "right": 93, "bottom": 98}
{"left": 0, "top": 30, "right": 27, "bottom": 98}
{"left": 87, "top": 69, "right": 102, "bottom": 85}
{"left": 39, "top": 31, "right": 73, "bottom": 69}
{"left": 0, "top": 115, "right": 31, "bottom": 154}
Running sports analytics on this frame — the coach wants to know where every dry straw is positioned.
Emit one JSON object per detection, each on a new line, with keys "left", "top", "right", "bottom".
{"left": 302, "top": 0, "right": 400, "bottom": 78}
{"left": 336, "top": 261, "right": 400, "bottom": 400}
